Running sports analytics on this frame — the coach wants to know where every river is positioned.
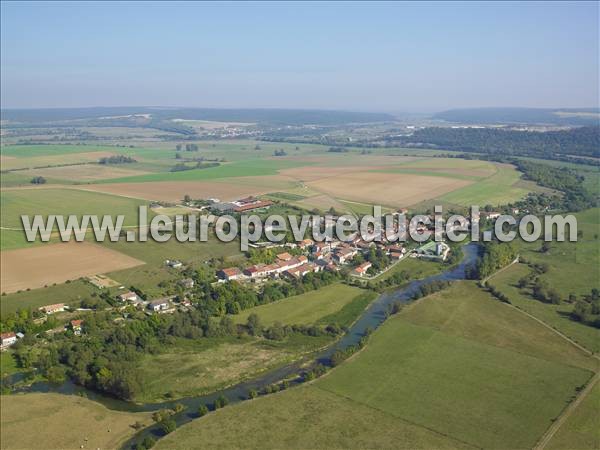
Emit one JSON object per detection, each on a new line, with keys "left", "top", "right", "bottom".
{"left": 9, "top": 243, "right": 479, "bottom": 448}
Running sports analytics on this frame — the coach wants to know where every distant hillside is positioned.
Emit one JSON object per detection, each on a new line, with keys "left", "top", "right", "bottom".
{"left": 0, "top": 107, "right": 394, "bottom": 126}
{"left": 433, "top": 107, "right": 600, "bottom": 126}
{"left": 401, "top": 126, "right": 600, "bottom": 160}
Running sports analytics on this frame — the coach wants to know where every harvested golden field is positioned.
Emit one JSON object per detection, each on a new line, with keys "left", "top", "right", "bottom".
{"left": 307, "top": 172, "right": 472, "bottom": 207}
{"left": 78, "top": 175, "right": 295, "bottom": 202}
{"left": 280, "top": 165, "right": 386, "bottom": 182}
{"left": 1, "top": 393, "right": 151, "bottom": 450}
{"left": 22, "top": 164, "right": 151, "bottom": 181}
{"left": 0, "top": 242, "right": 145, "bottom": 293}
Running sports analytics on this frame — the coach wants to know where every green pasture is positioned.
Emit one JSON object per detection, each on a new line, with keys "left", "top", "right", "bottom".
{"left": 0, "top": 188, "right": 150, "bottom": 250}
{"left": 232, "top": 283, "right": 366, "bottom": 326}
{"left": 440, "top": 164, "right": 530, "bottom": 206}
{"left": 318, "top": 283, "right": 594, "bottom": 449}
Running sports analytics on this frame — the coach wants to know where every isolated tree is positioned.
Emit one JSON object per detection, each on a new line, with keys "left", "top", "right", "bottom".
{"left": 246, "top": 313, "right": 261, "bottom": 336}
{"left": 197, "top": 404, "right": 209, "bottom": 417}
{"left": 30, "top": 176, "right": 46, "bottom": 185}
{"left": 160, "top": 418, "right": 176, "bottom": 435}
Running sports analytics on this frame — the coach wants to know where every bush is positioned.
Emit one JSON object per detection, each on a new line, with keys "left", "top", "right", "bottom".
{"left": 197, "top": 404, "right": 209, "bottom": 417}
{"left": 159, "top": 418, "right": 176, "bottom": 435}
{"left": 214, "top": 394, "right": 228, "bottom": 409}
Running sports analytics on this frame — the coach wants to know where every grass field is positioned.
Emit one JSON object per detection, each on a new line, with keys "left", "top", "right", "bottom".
{"left": 546, "top": 381, "right": 600, "bottom": 450}
{"left": 317, "top": 282, "right": 594, "bottom": 449}
{"left": 1, "top": 144, "right": 125, "bottom": 158}
{"left": 0, "top": 188, "right": 150, "bottom": 250}
{"left": 232, "top": 283, "right": 366, "bottom": 326}
{"left": 158, "top": 281, "right": 595, "bottom": 449}
{"left": 136, "top": 334, "right": 331, "bottom": 402}
{"left": 373, "top": 256, "right": 445, "bottom": 282}
{"left": 0, "top": 393, "right": 151, "bottom": 450}
{"left": 0, "top": 279, "right": 94, "bottom": 315}
{"left": 156, "top": 385, "right": 473, "bottom": 450}
{"left": 487, "top": 208, "right": 600, "bottom": 352}
{"left": 490, "top": 263, "right": 600, "bottom": 353}
{"left": 440, "top": 163, "right": 530, "bottom": 206}
{"left": 97, "top": 159, "right": 310, "bottom": 184}
{"left": 0, "top": 350, "right": 19, "bottom": 377}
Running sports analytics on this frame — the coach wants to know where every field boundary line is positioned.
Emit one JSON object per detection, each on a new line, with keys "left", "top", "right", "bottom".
{"left": 533, "top": 371, "right": 600, "bottom": 450}
{"left": 485, "top": 261, "right": 596, "bottom": 358}
{"left": 313, "top": 385, "right": 482, "bottom": 450}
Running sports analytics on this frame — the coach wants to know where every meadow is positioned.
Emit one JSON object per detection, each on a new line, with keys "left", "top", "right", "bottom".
{"left": 440, "top": 163, "right": 530, "bottom": 206}
{"left": 546, "top": 381, "right": 600, "bottom": 450}
{"left": 156, "top": 385, "right": 472, "bottom": 450}
{"left": 0, "top": 393, "right": 151, "bottom": 450}
{"left": 157, "top": 282, "right": 596, "bottom": 449}
{"left": 488, "top": 208, "right": 600, "bottom": 352}
{"left": 232, "top": 283, "right": 366, "bottom": 326}
{"left": 318, "top": 284, "right": 594, "bottom": 449}
{"left": 0, "top": 188, "right": 150, "bottom": 250}
{"left": 136, "top": 334, "right": 331, "bottom": 402}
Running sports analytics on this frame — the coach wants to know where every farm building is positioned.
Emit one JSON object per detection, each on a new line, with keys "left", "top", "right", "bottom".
{"left": 1, "top": 332, "right": 17, "bottom": 350}
{"left": 148, "top": 298, "right": 173, "bottom": 312}
{"left": 118, "top": 291, "right": 141, "bottom": 303}
{"left": 70, "top": 320, "right": 83, "bottom": 336}
{"left": 353, "top": 262, "right": 372, "bottom": 276}
{"left": 217, "top": 267, "right": 244, "bottom": 281}
{"left": 276, "top": 252, "right": 293, "bottom": 261}
{"left": 39, "top": 303, "right": 66, "bottom": 314}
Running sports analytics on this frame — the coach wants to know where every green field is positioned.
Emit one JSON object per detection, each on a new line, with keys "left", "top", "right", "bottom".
{"left": 546, "top": 381, "right": 600, "bottom": 450}
{"left": 156, "top": 385, "right": 472, "bottom": 450}
{"left": 490, "top": 263, "right": 600, "bottom": 353}
{"left": 487, "top": 208, "right": 600, "bottom": 352}
{"left": 232, "top": 283, "right": 366, "bottom": 326}
{"left": 159, "top": 282, "right": 595, "bottom": 449}
{"left": 1, "top": 144, "right": 125, "bottom": 158}
{"left": 98, "top": 158, "right": 311, "bottom": 184}
{"left": 440, "top": 164, "right": 530, "bottom": 206}
{"left": 136, "top": 334, "right": 331, "bottom": 402}
{"left": 0, "top": 279, "right": 95, "bottom": 315}
{"left": 317, "top": 283, "right": 595, "bottom": 449}
{"left": 0, "top": 188, "right": 150, "bottom": 250}
{"left": 0, "top": 393, "right": 151, "bottom": 450}
{"left": 373, "top": 256, "right": 445, "bottom": 282}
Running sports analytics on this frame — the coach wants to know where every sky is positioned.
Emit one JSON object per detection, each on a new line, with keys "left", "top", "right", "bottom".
{"left": 1, "top": 1, "right": 598, "bottom": 112}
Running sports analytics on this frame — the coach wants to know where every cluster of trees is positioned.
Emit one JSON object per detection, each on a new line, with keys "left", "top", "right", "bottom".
{"left": 397, "top": 126, "right": 600, "bottom": 161}
{"left": 328, "top": 146, "right": 350, "bottom": 153}
{"left": 412, "top": 280, "right": 452, "bottom": 299}
{"left": 170, "top": 161, "right": 220, "bottom": 172}
{"left": 513, "top": 160, "right": 597, "bottom": 211}
{"left": 176, "top": 143, "right": 199, "bottom": 151}
{"left": 330, "top": 327, "right": 372, "bottom": 366}
{"left": 0, "top": 307, "right": 59, "bottom": 336}
{"left": 571, "top": 289, "right": 600, "bottom": 329}
{"left": 273, "top": 149, "right": 287, "bottom": 156}
{"left": 30, "top": 176, "right": 46, "bottom": 184}
{"left": 467, "top": 241, "right": 518, "bottom": 280}
{"left": 353, "top": 247, "right": 390, "bottom": 273}
{"left": 98, "top": 155, "right": 136, "bottom": 164}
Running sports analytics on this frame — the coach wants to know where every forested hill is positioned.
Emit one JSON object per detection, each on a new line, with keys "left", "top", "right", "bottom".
{"left": 401, "top": 126, "right": 600, "bottom": 160}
